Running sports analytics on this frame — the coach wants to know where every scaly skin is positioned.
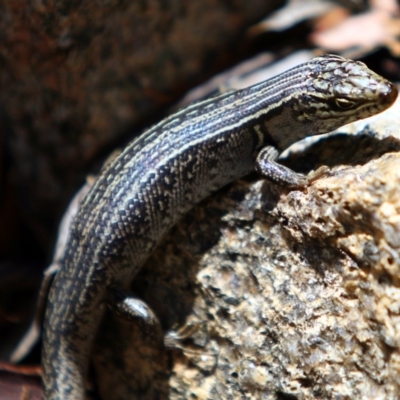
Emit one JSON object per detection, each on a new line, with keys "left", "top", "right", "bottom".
{"left": 42, "top": 55, "right": 397, "bottom": 399}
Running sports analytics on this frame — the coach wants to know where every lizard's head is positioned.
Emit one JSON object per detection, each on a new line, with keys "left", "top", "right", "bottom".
{"left": 294, "top": 54, "right": 397, "bottom": 133}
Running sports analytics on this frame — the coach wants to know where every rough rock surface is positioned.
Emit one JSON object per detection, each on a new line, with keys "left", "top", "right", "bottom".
{"left": 93, "top": 92, "right": 400, "bottom": 399}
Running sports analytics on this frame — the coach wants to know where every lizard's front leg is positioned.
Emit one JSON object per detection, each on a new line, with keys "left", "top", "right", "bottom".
{"left": 255, "top": 145, "right": 329, "bottom": 188}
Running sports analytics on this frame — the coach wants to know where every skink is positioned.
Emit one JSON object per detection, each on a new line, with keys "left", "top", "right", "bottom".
{"left": 42, "top": 55, "right": 398, "bottom": 399}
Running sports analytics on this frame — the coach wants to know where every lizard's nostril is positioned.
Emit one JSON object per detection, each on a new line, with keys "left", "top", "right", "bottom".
{"left": 382, "top": 82, "right": 398, "bottom": 106}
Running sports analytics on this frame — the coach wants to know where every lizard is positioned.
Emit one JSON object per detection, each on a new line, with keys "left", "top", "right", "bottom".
{"left": 42, "top": 54, "right": 398, "bottom": 399}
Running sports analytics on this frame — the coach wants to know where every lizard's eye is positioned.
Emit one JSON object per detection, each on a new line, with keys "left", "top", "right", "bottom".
{"left": 334, "top": 98, "right": 355, "bottom": 109}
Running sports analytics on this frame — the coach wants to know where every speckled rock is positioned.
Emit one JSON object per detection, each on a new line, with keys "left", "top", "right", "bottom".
{"left": 92, "top": 92, "right": 400, "bottom": 399}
